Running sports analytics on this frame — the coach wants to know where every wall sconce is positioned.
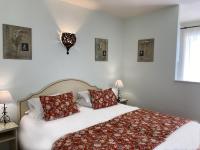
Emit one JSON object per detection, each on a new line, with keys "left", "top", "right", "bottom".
{"left": 61, "top": 33, "right": 76, "bottom": 55}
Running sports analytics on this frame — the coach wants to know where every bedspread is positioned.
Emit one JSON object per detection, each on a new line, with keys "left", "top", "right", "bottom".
{"left": 52, "top": 109, "right": 189, "bottom": 150}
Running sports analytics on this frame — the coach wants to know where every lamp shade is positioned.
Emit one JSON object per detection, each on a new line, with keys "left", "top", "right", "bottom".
{"left": 0, "top": 91, "right": 13, "bottom": 104}
{"left": 115, "top": 80, "right": 124, "bottom": 88}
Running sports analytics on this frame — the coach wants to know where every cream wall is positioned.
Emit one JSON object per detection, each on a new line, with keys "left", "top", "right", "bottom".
{"left": 122, "top": 6, "right": 200, "bottom": 121}
{"left": 0, "top": 0, "right": 123, "bottom": 122}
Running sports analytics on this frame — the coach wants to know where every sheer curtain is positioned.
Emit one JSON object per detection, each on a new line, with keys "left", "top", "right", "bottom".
{"left": 176, "top": 27, "right": 200, "bottom": 82}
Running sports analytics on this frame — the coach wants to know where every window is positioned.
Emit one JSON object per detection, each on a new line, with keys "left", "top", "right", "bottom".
{"left": 176, "top": 26, "right": 200, "bottom": 82}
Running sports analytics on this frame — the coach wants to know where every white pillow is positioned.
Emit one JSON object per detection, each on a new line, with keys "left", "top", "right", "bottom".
{"left": 27, "top": 98, "right": 43, "bottom": 119}
{"left": 112, "top": 88, "right": 118, "bottom": 97}
{"left": 77, "top": 91, "right": 92, "bottom": 107}
{"left": 78, "top": 98, "right": 92, "bottom": 108}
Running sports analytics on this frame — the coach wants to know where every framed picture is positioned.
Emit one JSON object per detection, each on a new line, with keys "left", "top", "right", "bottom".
{"left": 137, "top": 39, "right": 154, "bottom": 62}
{"left": 3, "top": 24, "right": 32, "bottom": 60}
{"left": 95, "top": 38, "right": 108, "bottom": 61}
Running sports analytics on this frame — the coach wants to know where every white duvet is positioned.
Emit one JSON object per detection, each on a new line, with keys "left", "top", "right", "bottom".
{"left": 19, "top": 104, "right": 200, "bottom": 150}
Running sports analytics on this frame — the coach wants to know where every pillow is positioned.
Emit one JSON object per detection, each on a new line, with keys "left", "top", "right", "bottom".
{"left": 77, "top": 91, "right": 92, "bottom": 108}
{"left": 77, "top": 89, "right": 117, "bottom": 108}
{"left": 27, "top": 93, "right": 60, "bottom": 119}
{"left": 40, "top": 92, "right": 79, "bottom": 121}
{"left": 89, "top": 88, "right": 118, "bottom": 109}
{"left": 27, "top": 98, "right": 43, "bottom": 119}
{"left": 112, "top": 88, "right": 118, "bottom": 97}
{"left": 78, "top": 98, "right": 92, "bottom": 108}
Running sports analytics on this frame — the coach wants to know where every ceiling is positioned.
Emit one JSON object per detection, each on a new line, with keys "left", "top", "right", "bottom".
{"left": 180, "top": 0, "right": 200, "bottom": 23}
{"left": 63, "top": 0, "right": 200, "bottom": 22}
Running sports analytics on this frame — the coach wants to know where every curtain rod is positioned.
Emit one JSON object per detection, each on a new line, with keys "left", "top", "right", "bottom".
{"left": 181, "top": 25, "right": 200, "bottom": 30}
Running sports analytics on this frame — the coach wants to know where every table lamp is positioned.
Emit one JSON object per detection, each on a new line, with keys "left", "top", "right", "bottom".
{"left": 115, "top": 80, "right": 124, "bottom": 102}
{"left": 0, "top": 91, "right": 13, "bottom": 124}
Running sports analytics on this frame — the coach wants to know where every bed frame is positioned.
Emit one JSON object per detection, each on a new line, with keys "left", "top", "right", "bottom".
{"left": 19, "top": 79, "right": 99, "bottom": 120}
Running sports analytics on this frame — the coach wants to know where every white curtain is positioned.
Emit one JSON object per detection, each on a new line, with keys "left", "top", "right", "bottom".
{"left": 177, "top": 27, "right": 200, "bottom": 82}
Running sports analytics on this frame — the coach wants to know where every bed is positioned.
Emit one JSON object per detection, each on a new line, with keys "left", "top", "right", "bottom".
{"left": 19, "top": 79, "right": 200, "bottom": 150}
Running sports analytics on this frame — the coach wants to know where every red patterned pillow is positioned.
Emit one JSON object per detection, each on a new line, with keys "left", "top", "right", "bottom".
{"left": 40, "top": 92, "right": 79, "bottom": 121}
{"left": 89, "top": 88, "right": 117, "bottom": 109}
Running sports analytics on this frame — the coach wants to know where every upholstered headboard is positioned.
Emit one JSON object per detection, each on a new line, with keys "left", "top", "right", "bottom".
{"left": 19, "top": 79, "right": 99, "bottom": 120}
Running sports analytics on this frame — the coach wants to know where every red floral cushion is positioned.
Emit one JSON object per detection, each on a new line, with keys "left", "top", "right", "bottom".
{"left": 40, "top": 92, "right": 79, "bottom": 121}
{"left": 89, "top": 88, "right": 117, "bottom": 109}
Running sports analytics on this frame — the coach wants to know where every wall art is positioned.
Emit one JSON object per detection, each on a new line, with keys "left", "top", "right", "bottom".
{"left": 3, "top": 24, "right": 32, "bottom": 60}
{"left": 95, "top": 38, "right": 108, "bottom": 61}
{"left": 137, "top": 38, "right": 154, "bottom": 62}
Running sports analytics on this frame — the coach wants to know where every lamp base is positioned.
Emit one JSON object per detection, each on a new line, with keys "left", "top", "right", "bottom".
{"left": 0, "top": 104, "right": 10, "bottom": 124}
{"left": 117, "top": 88, "right": 121, "bottom": 102}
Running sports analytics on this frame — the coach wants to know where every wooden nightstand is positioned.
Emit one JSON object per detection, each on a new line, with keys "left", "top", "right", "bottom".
{"left": 0, "top": 122, "right": 18, "bottom": 150}
{"left": 119, "top": 99, "right": 128, "bottom": 105}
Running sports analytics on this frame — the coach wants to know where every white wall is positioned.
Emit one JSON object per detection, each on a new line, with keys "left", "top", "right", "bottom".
{"left": 181, "top": 20, "right": 200, "bottom": 27}
{"left": 122, "top": 6, "right": 200, "bottom": 121}
{"left": 0, "top": 0, "right": 123, "bottom": 121}
{"left": 1, "top": 1, "right": 200, "bottom": 125}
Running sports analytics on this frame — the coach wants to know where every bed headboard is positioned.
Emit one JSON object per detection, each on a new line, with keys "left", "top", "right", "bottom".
{"left": 19, "top": 79, "right": 99, "bottom": 120}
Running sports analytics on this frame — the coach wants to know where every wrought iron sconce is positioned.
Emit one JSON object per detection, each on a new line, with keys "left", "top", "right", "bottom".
{"left": 61, "top": 33, "right": 76, "bottom": 54}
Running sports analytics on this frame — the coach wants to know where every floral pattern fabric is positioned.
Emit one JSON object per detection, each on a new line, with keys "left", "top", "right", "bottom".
{"left": 89, "top": 88, "right": 117, "bottom": 109}
{"left": 40, "top": 92, "right": 79, "bottom": 121}
{"left": 52, "top": 109, "right": 189, "bottom": 150}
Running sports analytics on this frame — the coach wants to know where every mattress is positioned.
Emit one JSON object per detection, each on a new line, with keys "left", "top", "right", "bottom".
{"left": 19, "top": 104, "right": 200, "bottom": 150}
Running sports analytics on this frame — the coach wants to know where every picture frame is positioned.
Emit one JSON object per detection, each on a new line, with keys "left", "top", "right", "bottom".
{"left": 3, "top": 24, "right": 32, "bottom": 60}
{"left": 95, "top": 38, "right": 108, "bottom": 61}
{"left": 137, "top": 38, "right": 154, "bottom": 62}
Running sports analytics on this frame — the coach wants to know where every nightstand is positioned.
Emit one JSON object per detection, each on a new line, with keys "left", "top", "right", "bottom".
{"left": 119, "top": 99, "right": 128, "bottom": 105}
{"left": 0, "top": 122, "right": 18, "bottom": 150}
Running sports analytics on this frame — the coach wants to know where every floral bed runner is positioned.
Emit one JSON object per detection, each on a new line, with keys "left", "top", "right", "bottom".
{"left": 52, "top": 109, "right": 189, "bottom": 150}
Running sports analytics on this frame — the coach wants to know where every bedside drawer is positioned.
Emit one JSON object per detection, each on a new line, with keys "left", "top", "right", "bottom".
{"left": 0, "top": 129, "right": 16, "bottom": 143}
